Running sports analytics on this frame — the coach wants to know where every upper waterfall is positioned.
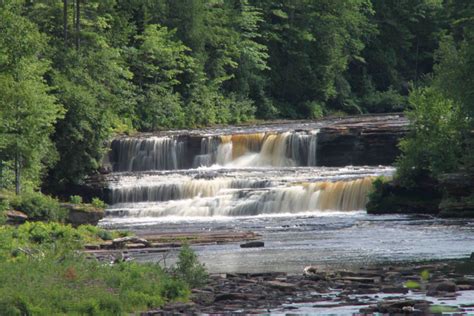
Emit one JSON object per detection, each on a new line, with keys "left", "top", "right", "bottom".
{"left": 110, "top": 131, "right": 319, "bottom": 172}
{"left": 107, "top": 114, "right": 408, "bottom": 172}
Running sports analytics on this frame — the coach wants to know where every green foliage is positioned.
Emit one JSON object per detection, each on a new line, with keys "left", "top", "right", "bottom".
{"left": 8, "top": 191, "right": 67, "bottom": 222}
{"left": 174, "top": 244, "right": 208, "bottom": 288}
{"left": 0, "top": 256, "right": 189, "bottom": 314}
{"left": 0, "top": 0, "right": 472, "bottom": 189}
{"left": 396, "top": 88, "right": 467, "bottom": 187}
{"left": 420, "top": 269, "right": 430, "bottom": 281}
{"left": 404, "top": 280, "right": 421, "bottom": 289}
{"left": 69, "top": 195, "right": 83, "bottom": 204}
{"left": 0, "top": 222, "right": 125, "bottom": 262}
{"left": 91, "top": 197, "right": 107, "bottom": 209}
{"left": 0, "top": 3, "right": 64, "bottom": 192}
{"left": 362, "top": 88, "right": 407, "bottom": 113}
{"left": 0, "top": 222, "right": 191, "bottom": 314}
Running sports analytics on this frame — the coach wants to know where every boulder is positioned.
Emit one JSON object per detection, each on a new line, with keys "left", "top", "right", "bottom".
{"left": 240, "top": 241, "right": 264, "bottom": 248}
{"left": 111, "top": 236, "right": 151, "bottom": 249}
{"left": 65, "top": 204, "right": 104, "bottom": 226}
{"left": 427, "top": 281, "right": 457, "bottom": 295}
{"left": 5, "top": 210, "right": 28, "bottom": 224}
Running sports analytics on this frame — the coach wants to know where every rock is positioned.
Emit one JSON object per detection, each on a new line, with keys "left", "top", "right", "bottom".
{"left": 341, "top": 276, "right": 378, "bottom": 284}
{"left": 316, "top": 114, "right": 409, "bottom": 167}
{"left": 265, "top": 280, "right": 297, "bottom": 291}
{"left": 5, "top": 210, "right": 28, "bottom": 223}
{"left": 470, "top": 252, "right": 474, "bottom": 260}
{"left": 303, "top": 266, "right": 327, "bottom": 281}
{"left": 427, "top": 281, "right": 457, "bottom": 295}
{"left": 214, "top": 293, "right": 248, "bottom": 302}
{"left": 362, "top": 299, "right": 431, "bottom": 314}
{"left": 65, "top": 204, "right": 104, "bottom": 226}
{"left": 381, "top": 286, "right": 409, "bottom": 294}
{"left": 240, "top": 241, "right": 264, "bottom": 248}
{"left": 111, "top": 236, "right": 151, "bottom": 249}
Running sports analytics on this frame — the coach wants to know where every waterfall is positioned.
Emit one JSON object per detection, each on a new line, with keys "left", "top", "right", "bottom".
{"left": 110, "top": 177, "right": 272, "bottom": 204}
{"left": 307, "top": 130, "right": 318, "bottom": 166}
{"left": 216, "top": 131, "right": 318, "bottom": 168}
{"left": 101, "top": 116, "right": 404, "bottom": 223}
{"left": 111, "top": 136, "right": 183, "bottom": 172}
{"left": 107, "top": 176, "right": 376, "bottom": 218}
{"left": 110, "top": 130, "right": 320, "bottom": 171}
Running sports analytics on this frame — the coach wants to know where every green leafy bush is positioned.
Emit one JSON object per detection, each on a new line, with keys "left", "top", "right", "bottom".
{"left": 363, "top": 88, "right": 407, "bottom": 113}
{"left": 69, "top": 195, "right": 83, "bottom": 204}
{"left": 9, "top": 191, "right": 67, "bottom": 222}
{"left": 174, "top": 244, "right": 208, "bottom": 288}
{"left": 304, "top": 101, "right": 325, "bottom": 119}
{"left": 91, "top": 197, "right": 107, "bottom": 209}
{"left": 0, "top": 222, "right": 126, "bottom": 262}
{"left": 396, "top": 88, "right": 467, "bottom": 187}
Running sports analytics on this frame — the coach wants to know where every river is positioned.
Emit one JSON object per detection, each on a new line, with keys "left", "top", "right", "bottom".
{"left": 98, "top": 115, "right": 474, "bottom": 273}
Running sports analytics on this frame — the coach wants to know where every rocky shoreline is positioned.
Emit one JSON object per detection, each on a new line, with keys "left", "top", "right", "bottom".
{"left": 144, "top": 258, "right": 474, "bottom": 315}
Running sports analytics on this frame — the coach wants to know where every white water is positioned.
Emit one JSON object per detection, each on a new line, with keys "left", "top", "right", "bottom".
{"left": 111, "top": 130, "right": 320, "bottom": 172}
{"left": 105, "top": 166, "right": 394, "bottom": 221}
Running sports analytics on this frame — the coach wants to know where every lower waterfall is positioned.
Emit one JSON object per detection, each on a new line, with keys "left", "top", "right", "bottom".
{"left": 106, "top": 174, "right": 378, "bottom": 218}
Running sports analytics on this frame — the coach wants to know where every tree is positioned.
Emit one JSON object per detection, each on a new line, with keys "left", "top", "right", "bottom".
{"left": 257, "top": 0, "right": 374, "bottom": 117}
{"left": 0, "top": 3, "right": 64, "bottom": 193}
{"left": 129, "top": 24, "right": 194, "bottom": 130}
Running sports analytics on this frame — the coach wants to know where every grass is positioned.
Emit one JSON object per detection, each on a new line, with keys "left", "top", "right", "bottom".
{"left": 0, "top": 256, "right": 189, "bottom": 315}
{"left": 0, "top": 222, "right": 206, "bottom": 315}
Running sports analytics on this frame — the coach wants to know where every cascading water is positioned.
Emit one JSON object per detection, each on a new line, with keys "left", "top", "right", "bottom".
{"left": 110, "top": 130, "right": 320, "bottom": 171}
{"left": 102, "top": 117, "right": 405, "bottom": 223}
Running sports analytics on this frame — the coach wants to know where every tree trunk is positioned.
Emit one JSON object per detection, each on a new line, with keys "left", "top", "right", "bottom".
{"left": 15, "top": 152, "right": 20, "bottom": 195}
{"left": 63, "top": 0, "right": 68, "bottom": 44}
{"left": 75, "top": 0, "right": 80, "bottom": 50}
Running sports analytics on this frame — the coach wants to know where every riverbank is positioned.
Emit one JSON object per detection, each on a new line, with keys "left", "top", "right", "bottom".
{"left": 145, "top": 258, "right": 474, "bottom": 314}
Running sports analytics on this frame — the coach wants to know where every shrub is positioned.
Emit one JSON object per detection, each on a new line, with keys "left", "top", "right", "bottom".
{"left": 9, "top": 191, "right": 67, "bottom": 222}
{"left": 304, "top": 101, "right": 325, "bottom": 119}
{"left": 69, "top": 195, "right": 83, "bottom": 204}
{"left": 0, "top": 222, "right": 126, "bottom": 261}
{"left": 396, "top": 88, "right": 467, "bottom": 187}
{"left": 91, "top": 197, "right": 107, "bottom": 209}
{"left": 363, "top": 88, "right": 407, "bottom": 113}
{"left": 174, "top": 243, "right": 208, "bottom": 288}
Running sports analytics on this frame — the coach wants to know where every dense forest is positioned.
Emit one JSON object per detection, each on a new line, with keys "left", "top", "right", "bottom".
{"left": 0, "top": 0, "right": 472, "bottom": 193}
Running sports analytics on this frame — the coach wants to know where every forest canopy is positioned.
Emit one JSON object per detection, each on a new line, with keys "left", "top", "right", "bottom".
{"left": 0, "top": 0, "right": 472, "bottom": 191}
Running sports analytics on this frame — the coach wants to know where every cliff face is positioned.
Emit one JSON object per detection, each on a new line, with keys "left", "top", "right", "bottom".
{"left": 316, "top": 115, "right": 409, "bottom": 166}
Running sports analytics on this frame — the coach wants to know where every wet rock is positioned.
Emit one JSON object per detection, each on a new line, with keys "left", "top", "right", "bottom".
{"left": 265, "top": 280, "right": 297, "bottom": 291}
{"left": 427, "top": 281, "right": 457, "bottom": 295}
{"left": 240, "top": 241, "right": 264, "bottom": 248}
{"left": 361, "top": 299, "right": 431, "bottom": 314}
{"left": 381, "top": 286, "right": 409, "bottom": 294}
{"left": 214, "top": 293, "right": 249, "bottom": 302}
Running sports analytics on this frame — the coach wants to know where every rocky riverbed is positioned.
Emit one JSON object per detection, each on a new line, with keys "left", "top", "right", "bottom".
{"left": 144, "top": 258, "right": 474, "bottom": 315}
